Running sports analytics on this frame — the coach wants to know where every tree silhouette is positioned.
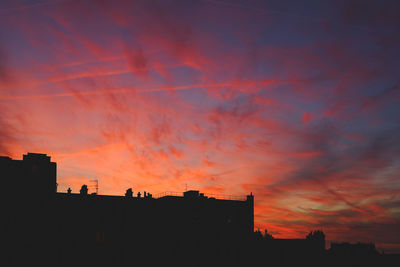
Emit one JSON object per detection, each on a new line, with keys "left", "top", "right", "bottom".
{"left": 264, "top": 229, "right": 274, "bottom": 240}
{"left": 306, "top": 230, "right": 325, "bottom": 241}
{"left": 254, "top": 229, "right": 263, "bottom": 240}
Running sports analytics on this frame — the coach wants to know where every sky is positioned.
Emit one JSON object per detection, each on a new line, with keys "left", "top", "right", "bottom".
{"left": 1, "top": 0, "right": 400, "bottom": 253}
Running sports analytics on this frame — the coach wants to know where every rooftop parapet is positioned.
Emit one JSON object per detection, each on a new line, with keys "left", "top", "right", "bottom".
{"left": 23, "top": 152, "right": 51, "bottom": 163}
{"left": 0, "top": 156, "right": 12, "bottom": 161}
{"left": 155, "top": 190, "right": 248, "bottom": 201}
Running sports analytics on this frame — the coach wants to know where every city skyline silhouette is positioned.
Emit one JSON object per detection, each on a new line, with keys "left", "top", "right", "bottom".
{"left": 2, "top": 152, "right": 400, "bottom": 266}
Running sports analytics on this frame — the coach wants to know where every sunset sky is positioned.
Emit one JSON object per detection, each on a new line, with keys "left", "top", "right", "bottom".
{"left": 1, "top": 0, "right": 400, "bottom": 252}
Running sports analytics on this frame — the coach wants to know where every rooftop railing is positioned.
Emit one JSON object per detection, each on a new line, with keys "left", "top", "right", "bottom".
{"left": 205, "top": 193, "right": 247, "bottom": 201}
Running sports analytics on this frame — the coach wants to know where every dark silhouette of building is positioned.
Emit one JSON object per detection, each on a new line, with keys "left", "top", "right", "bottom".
{"left": 325, "top": 242, "right": 381, "bottom": 267}
{"left": 330, "top": 242, "right": 379, "bottom": 256}
{"left": 1, "top": 152, "right": 56, "bottom": 199}
{"left": 2, "top": 153, "right": 254, "bottom": 267}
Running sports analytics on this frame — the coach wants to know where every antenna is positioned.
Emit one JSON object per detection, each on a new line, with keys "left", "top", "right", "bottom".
{"left": 185, "top": 183, "right": 188, "bottom": 191}
{"left": 89, "top": 179, "right": 99, "bottom": 194}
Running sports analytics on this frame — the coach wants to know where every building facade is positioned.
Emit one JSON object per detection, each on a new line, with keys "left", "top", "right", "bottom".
{"left": 2, "top": 153, "right": 254, "bottom": 267}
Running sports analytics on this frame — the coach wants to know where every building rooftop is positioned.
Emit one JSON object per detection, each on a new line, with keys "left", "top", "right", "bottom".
{"left": 155, "top": 190, "right": 248, "bottom": 201}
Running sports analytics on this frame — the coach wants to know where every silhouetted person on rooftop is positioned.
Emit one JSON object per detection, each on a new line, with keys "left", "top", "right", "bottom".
{"left": 125, "top": 188, "right": 133, "bottom": 197}
{"left": 67, "top": 187, "right": 71, "bottom": 194}
{"left": 80, "top": 185, "right": 88, "bottom": 195}
{"left": 137, "top": 192, "right": 141, "bottom": 198}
